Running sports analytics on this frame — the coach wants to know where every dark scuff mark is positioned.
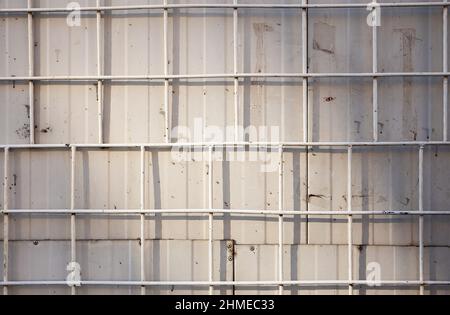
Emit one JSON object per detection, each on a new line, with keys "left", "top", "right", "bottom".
{"left": 15, "top": 123, "right": 30, "bottom": 139}
{"left": 24, "top": 104, "right": 30, "bottom": 119}
{"left": 354, "top": 120, "right": 361, "bottom": 134}
{"left": 400, "top": 197, "right": 411, "bottom": 207}
{"left": 394, "top": 28, "right": 419, "bottom": 141}
{"left": 313, "top": 22, "right": 336, "bottom": 55}
{"left": 378, "top": 122, "right": 385, "bottom": 135}
{"left": 313, "top": 40, "right": 335, "bottom": 55}
{"left": 307, "top": 194, "right": 327, "bottom": 202}
{"left": 40, "top": 126, "right": 52, "bottom": 134}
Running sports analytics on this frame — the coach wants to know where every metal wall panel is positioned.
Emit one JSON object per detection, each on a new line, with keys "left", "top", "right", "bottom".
{"left": 1, "top": 0, "right": 449, "bottom": 295}
{"left": 234, "top": 245, "right": 450, "bottom": 295}
{"left": 1, "top": 240, "right": 233, "bottom": 295}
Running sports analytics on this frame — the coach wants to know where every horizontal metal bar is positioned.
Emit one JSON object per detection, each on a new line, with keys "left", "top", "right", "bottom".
{"left": 1, "top": 72, "right": 449, "bottom": 81}
{"left": 2, "top": 209, "right": 450, "bottom": 216}
{"left": 1, "top": 280, "right": 449, "bottom": 287}
{"left": 0, "top": 2, "right": 448, "bottom": 13}
{"left": 1, "top": 141, "right": 450, "bottom": 150}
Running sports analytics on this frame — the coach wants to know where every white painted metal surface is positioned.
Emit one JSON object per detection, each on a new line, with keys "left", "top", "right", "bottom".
{"left": 0, "top": 0, "right": 449, "bottom": 295}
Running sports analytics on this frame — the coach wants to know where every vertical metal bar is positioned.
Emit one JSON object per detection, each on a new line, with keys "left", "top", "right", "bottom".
{"left": 70, "top": 146, "right": 76, "bottom": 295}
{"left": 3, "top": 148, "right": 9, "bottom": 295}
{"left": 208, "top": 146, "right": 214, "bottom": 295}
{"left": 373, "top": 78, "right": 378, "bottom": 141}
{"left": 27, "top": 0, "right": 34, "bottom": 144}
{"left": 444, "top": 0, "right": 448, "bottom": 141}
{"left": 372, "top": 0, "right": 379, "bottom": 142}
{"left": 96, "top": 0, "right": 103, "bottom": 144}
{"left": 347, "top": 145, "right": 353, "bottom": 295}
{"left": 278, "top": 145, "right": 284, "bottom": 295}
{"left": 164, "top": 0, "right": 170, "bottom": 143}
{"left": 233, "top": 0, "right": 239, "bottom": 142}
{"left": 419, "top": 145, "right": 424, "bottom": 295}
{"left": 444, "top": 78, "right": 448, "bottom": 142}
{"left": 140, "top": 146, "right": 146, "bottom": 295}
{"left": 302, "top": 0, "right": 308, "bottom": 143}
{"left": 302, "top": 0, "right": 310, "bottom": 244}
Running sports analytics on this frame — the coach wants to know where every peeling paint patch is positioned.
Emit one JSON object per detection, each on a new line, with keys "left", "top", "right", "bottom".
{"left": 313, "top": 22, "right": 336, "bottom": 55}
{"left": 253, "top": 23, "right": 273, "bottom": 73}
{"left": 253, "top": 23, "right": 274, "bottom": 34}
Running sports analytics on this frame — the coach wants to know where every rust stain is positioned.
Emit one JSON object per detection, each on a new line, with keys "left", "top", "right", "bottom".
{"left": 253, "top": 23, "right": 273, "bottom": 73}
{"left": 252, "top": 23, "right": 273, "bottom": 121}
{"left": 394, "top": 28, "right": 420, "bottom": 141}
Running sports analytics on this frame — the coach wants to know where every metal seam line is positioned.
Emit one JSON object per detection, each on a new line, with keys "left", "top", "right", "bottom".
{"left": 278, "top": 145, "right": 284, "bottom": 295}
{"left": 233, "top": 0, "right": 239, "bottom": 142}
{"left": 97, "top": 0, "right": 103, "bottom": 144}
{"left": 27, "top": 0, "right": 35, "bottom": 145}
{"left": 444, "top": 0, "right": 448, "bottom": 142}
{"left": 208, "top": 146, "right": 214, "bottom": 295}
{"left": 140, "top": 146, "right": 146, "bottom": 295}
{"left": 1, "top": 209, "right": 450, "bottom": 216}
{"left": 2, "top": 148, "right": 9, "bottom": 295}
{"left": 70, "top": 146, "right": 76, "bottom": 295}
{"left": 164, "top": 0, "right": 170, "bottom": 143}
{"left": 5, "top": 72, "right": 450, "bottom": 81}
{"left": 1, "top": 3, "right": 450, "bottom": 13}
{"left": 347, "top": 145, "right": 353, "bottom": 295}
{"left": 2, "top": 280, "right": 450, "bottom": 287}
{"left": 0, "top": 142, "right": 450, "bottom": 150}
{"left": 419, "top": 145, "right": 424, "bottom": 295}
{"left": 372, "top": 0, "right": 378, "bottom": 142}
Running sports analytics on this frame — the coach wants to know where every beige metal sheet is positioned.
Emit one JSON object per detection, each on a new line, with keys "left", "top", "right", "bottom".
{"left": 2, "top": 240, "right": 233, "bottom": 295}
{"left": 0, "top": 0, "right": 449, "bottom": 295}
{"left": 234, "top": 244, "right": 450, "bottom": 295}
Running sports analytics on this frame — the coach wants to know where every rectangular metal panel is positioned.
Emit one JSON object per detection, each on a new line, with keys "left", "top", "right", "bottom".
{"left": 1, "top": 240, "right": 233, "bottom": 295}
{"left": 234, "top": 244, "right": 450, "bottom": 295}
{"left": 0, "top": 0, "right": 449, "bottom": 295}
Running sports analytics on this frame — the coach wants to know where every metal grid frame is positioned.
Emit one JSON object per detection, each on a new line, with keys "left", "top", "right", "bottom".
{"left": 1, "top": 0, "right": 450, "bottom": 295}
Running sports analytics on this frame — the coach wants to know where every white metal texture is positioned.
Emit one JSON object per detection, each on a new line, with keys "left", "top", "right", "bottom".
{"left": 0, "top": 0, "right": 450, "bottom": 295}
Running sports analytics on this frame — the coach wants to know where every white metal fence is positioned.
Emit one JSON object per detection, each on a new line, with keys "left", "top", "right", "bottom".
{"left": 1, "top": 0, "right": 450, "bottom": 295}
